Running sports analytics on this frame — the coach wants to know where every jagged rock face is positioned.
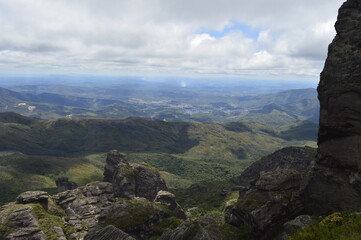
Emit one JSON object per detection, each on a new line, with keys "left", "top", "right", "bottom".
{"left": 16, "top": 191, "right": 49, "bottom": 204}
{"left": 302, "top": 0, "right": 361, "bottom": 214}
{"left": 154, "top": 191, "right": 186, "bottom": 219}
{"left": 0, "top": 205, "right": 46, "bottom": 240}
{"left": 132, "top": 164, "right": 167, "bottom": 201}
{"left": 52, "top": 181, "right": 115, "bottom": 239}
{"left": 107, "top": 150, "right": 168, "bottom": 201}
{"left": 104, "top": 150, "right": 128, "bottom": 182}
{"left": 233, "top": 147, "right": 315, "bottom": 188}
{"left": 225, "top": 147, "right": 314, "bottom": 239}
{"left": 318, "top": 0, "right": 361, "bottom": 169}
{"left": 55, "top": 177, "right": 78, "bottom": 193}
{"left": 0, "top": 150, "right": 182, "bottom": 240}
{"left": 98, "top": 198, "right": 170, "bottom": 239}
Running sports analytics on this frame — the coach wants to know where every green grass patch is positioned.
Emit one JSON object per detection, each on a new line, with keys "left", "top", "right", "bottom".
{"left": 289, "top": 212, "right": 361, "bottom": 240}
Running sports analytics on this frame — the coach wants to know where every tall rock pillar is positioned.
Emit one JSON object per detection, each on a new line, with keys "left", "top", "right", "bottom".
{"left": 302, "top": 0, "right": 361, "bottom": 213}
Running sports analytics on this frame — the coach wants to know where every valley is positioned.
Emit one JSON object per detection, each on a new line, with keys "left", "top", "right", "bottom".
{"left": 0, "top": 111, "right": 317, "bottom": 205}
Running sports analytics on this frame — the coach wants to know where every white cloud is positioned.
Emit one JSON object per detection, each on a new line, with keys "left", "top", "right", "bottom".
{"left": 0, "top": 0, "right": 345, "bottom": 80}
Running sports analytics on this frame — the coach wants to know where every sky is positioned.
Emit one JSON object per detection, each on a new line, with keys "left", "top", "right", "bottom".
{"left": 0, "top": 0, "right": 346, "bottom": 81}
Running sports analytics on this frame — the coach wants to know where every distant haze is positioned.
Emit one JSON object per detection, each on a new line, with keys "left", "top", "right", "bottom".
{"left": 0, "top": 0, "right": 344, "bottom": 81}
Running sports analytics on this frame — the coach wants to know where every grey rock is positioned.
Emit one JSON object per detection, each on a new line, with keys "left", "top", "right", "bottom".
{"left": 282, "top": 215, "right": 314, "bottom": 238}
{"left": 302, "top": 0, "right": 361, "bottom": 214}
{"left": 52, "top": 181, "right": 115, "bottom": 234}
{"left": 55, "top": 177, "right": 78, "bottom": 193}
{"left": 5, "top": 227, "right": 46, "bottom": 240}
{"left": 225, "top": 148, "right": 310, "bottom": 239}
{"left": 0, "top": 205, "right": 46, "bottom": 240}
{"left": 6, "top": 205, "right": 39, "bottom": 229}
{"left": 233, "top": 147, "right": 315, "bottom": 187}
{"left": 98, "top": 198, "right": 169, "bottom": 240}
{"left": 112, "top": 162, "right": 136, "bottom": 199}
{"left": 154, "top": 190, "right": 186, "bottom": 219}
{"left": 104, "top": 150, "right": 128, "bottom": 182}
{"left": 255, "top": 169, "right": 300, "bottom": 191}
{"left": 53, "top": 226, "right": 67, "bottom": 240}
{"left": 16, "top": 191, "right": 49, "bottom": 204}
{"left": 104, "top": 150, "right": 167, "bottom": 201}
{"left": 85, "top": 225, "right": 135, "bottom": 240}
{"left": 133, "top": 163, "right": 168, "bottom": 201}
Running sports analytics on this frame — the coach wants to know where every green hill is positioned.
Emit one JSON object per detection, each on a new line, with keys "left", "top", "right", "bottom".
{"left": 0, "top": 113, "right": 317, "bottom": 205}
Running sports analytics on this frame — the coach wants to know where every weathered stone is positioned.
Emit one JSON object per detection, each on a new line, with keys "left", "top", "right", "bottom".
{"left": 16, "top": 191, "right": 49, "bottom": 204}
{"left": 132, "top": 163, "right": 168, "bottom": 201}
{"left": 112, "top": 162, "right": 136, "bottom": 199}
{"left": 85, "top": 225, "right": 135, "bottom": 240}
{"left": 255, "top": 169, "right": 300, "bottom": 191}
{"left": 98, "top": 198, "right": 169, "bottom": 240}
{"left": 302, "top": 0, "right": 361, "bottom": 214}
{"left": 52, "top": 181, "right": 115, "bottom": 235}
{"left": 225, "top": 148, "right": 311, "bottom": 239}
{"left": 154, "top": 190, "right": 186, "bottom": 219}
{"left": 104, "top": 150, "right": 128, "bottom": 182}
{"left": 111, "top": 161, "right": 168, "bottom": 201}
{"left": 233, "top": 147, "right": 315, "bottom": 187}
{"left": 280, "top": 215, "right": 314, "bottom": 240}
{"left": 55, "top": 177, "right": 78, "bottom": 193}
{"left": 5, "top": 227, "right": 46, "bottom": 240}
{"left": 0, "top": 205, "right": 46, "bottom": 240}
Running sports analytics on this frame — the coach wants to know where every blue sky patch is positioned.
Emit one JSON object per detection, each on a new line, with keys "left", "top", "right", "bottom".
{"left": 199, "top": 22, "right": 259, "bottom": 40}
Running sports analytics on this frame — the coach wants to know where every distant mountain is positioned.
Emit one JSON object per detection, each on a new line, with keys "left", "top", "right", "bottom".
{"left": 0, "top": 86, "right": 318, "bottom": 127}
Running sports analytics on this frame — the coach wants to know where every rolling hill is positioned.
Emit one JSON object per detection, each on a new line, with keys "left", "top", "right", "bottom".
{"left": 0, "top": 112, "right": 317, "bottom": 205}
{"left": 0, "top": 85, "right": 318, "bottom": 126}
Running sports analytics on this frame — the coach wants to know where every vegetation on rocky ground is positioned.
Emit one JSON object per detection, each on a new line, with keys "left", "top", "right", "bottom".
{"left": 288, "top": 212, "right": 361, "bottom": 240}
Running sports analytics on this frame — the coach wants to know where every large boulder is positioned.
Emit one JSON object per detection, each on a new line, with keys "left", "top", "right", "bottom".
{"left": 16, "top": 191, "right": 49, "bottom": 204}
{"left": 105, "top": 150, "right": 167, "bottom": 201}
{"left": 132, "top": 163, "right": 167, "bottom": 201}
{"left": 225, "top": 147, "right": 314, "bottom": 239}
{"left": 302, "top": 0, "right": 361, "bottom": 214}
{"left": 233, "top": 147, "right": 315, "bottom": 188}
{"left": 98, "top": 198, "right": 171, "bottom": 239}
{"left": 154, "top": 190, "right": 186, "bottom": 219}
{"left": 104, "top": 150, "right": 128, "bottom": 183}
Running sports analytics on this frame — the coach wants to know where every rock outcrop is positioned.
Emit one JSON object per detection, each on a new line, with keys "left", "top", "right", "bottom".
{"left": 280, "top": 215, "right": 314, "bottom": 240}
{"left": 104, "top": 150, "right": 128, "bottom": 183}
{"left": 104, "top": 150, "right": 167, "bottom": 201}
{"left": 302, "top": 0, "right": 361, "bottom": 214}
{"left": 154, "top": 191, "right": 186, "bottom": 219}
{"left": 0, "top": 204, "right": 46, "bottom": 240}
{"left": 55, "top": 177, "right": 78, "bottom": 193}
{"left": 0, "top": 150, "right": 183, "bottom": 240}
{"left": 52, "top": 181, "right": 116, "bottom": 239}
{"left": 16, "top": 191, "right": 49, "bottom": 204}
{"left": 225, "top": 147, "right": 315, "bottom": 239}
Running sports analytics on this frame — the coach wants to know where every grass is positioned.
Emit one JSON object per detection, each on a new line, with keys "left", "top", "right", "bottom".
{"left": 288, "top": 212, "right": 361, "bottom": 240}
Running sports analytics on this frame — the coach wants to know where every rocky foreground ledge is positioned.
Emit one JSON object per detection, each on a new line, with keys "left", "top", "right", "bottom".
{"left": 0, "top": 150, "right": 185, "bottom": 240}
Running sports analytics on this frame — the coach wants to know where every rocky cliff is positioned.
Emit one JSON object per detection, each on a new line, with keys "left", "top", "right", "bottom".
{"left": 302, "top": 0, "right": 361, "bottom": 214}
{"left": 225, "top": 1, "right": 361, "bottom": 239}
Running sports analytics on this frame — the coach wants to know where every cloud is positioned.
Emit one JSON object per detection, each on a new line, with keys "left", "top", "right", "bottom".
{"left": 0, "top": 0, "right": 345, "bottom": 80}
